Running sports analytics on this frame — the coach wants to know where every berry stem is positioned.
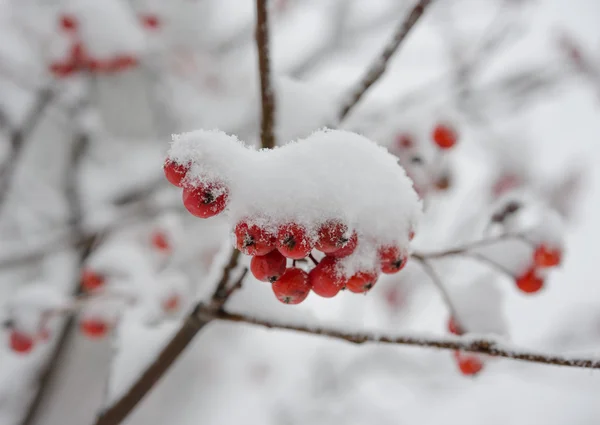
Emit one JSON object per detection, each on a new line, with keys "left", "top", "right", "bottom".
{"left": 308, "top": 253, "right": 319, "bottom": 266}
{"left": 413, "top": 255, "right": 466, "bottom": 332}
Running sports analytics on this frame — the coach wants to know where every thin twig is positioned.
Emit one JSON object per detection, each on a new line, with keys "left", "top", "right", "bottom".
{"left": 413, "top": 232, "right": 528, "bottom": 259}
{"left": 412, "top": 255, "right": 465, "bottom": 331}
{"left": 256, "top": 0, "right": 276, "bottom": 149}
{"left": 208, "top": 308, "right": 600, "bottom": 370}
{"left": 337, "top": 0, "right": 433, "bottom": 122}
{"left": 0, "top": 87, "right": 54, "bottom": 208}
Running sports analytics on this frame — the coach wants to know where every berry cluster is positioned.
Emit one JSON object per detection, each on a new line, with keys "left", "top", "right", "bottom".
{"left": 164, "top": 129, "right": 422, "bottom": 305}
{"left": 235, "top": 219, "right": 413, "bottom": 304}
{"left": 515, "top": 243, "right": 562, "bottom": 294}
{"left": 49, "top": 11, "right": 160, "bottom": 78}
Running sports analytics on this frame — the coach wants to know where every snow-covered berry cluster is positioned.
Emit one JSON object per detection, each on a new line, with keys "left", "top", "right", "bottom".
{"left": 164, "top": 128, "right": 422, "bottom": 304}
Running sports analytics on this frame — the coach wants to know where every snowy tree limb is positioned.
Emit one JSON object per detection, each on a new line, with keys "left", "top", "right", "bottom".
{"left": 206, "top": 308, "right": 600, "bottom": 370}
{"left": 256, "top": 0, "right": 276, "bottom": 149}
{"left": 337, "top": 0, "right": 433, "bottom": 122}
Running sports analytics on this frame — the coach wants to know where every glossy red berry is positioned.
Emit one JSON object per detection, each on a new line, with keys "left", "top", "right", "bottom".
{"left": 141, "top": 14, "right": 160, "bottom": 29}
{"left": 533, "top": 244, "right": 562, "bottom": 268}
{"left": 182, "top": 182, "right": 228, "bottom": 218}
{"left": 272, "top": 268, "right": 310, "bottom": 304}
{"left": 316, "top": 220, "right": 350, "bottom": 253}
{"left": 308, "top": 256, "right": 345, "bottom": 298}
{"left": 345, "top": 270, "right": 379, "bottom": 294}
{"left": 276, "top": 223, "right": 313, "bottom": 260}
{"left": 162, "top": 295, "right": 180, "bottom": 313}
{"left": 151, "top": 231, "right": 170, "bottom": 252}
{"left": 251, "top": 250, "right": 287, "bottom": 282}
{"left": 60, "top": 15, "right": 78, "bottom": 32}
{"left": 163, "top": 159, "right": 189, "bottom": 187}
{"left": 515, "top": 267, "right": 544, "bottom": 294}
{"left": 378, "top": 245, "right": 407, "bottom": 274}
{"left": 80, "top": 318, "right": 109, "bottom": 339}
{"left": 328, "top": 231, "right": 358, "bottom": 258}
{"left": 234, "top": 221, "right": 276, "bottom": 256}
{"left": 454, "top": 351, "right": 484, "bottom": 376}
{"left": 447, "top": 317, "right": 462, "bottom": 335}
{"left": 432, "top": 123, "right": 458, "bottom": 150}
{"left": 10, "top": 330, "right": 35, "bottom": 354}
{"left": 81, "top": 268, "right": 104, "bottom": 292}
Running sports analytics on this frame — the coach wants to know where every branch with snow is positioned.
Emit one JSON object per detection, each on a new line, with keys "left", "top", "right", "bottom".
{"left": 337, "top": 0, "right": 433, "bottom": 122}
{"left": 205, "top": 308, "right": 600, "bottom": 370}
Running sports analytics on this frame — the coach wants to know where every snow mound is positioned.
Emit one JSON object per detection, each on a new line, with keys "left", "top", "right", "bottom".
{"left": 167, "top": 128, "right": 423, "bottom": 277}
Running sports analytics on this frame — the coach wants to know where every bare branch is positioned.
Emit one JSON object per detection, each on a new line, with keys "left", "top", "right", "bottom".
{"left": 337, "top": 0, "right": 433, "bottom": 122}
{"left": 256, "top": 0, "right": 276, "bottom": 149}
{"left": 0, "top": 88, "right": 55, "bottom": 208}
{"left": 209, "top": 309, "right": 600, "bottom": 370}
{"left": 413, "top": 255, "right": 465, "bottom": 331}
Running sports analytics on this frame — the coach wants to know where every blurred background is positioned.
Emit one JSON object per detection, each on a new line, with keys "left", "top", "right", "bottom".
{"left": 0, "top": 0, "right": 600, "bottom": 424}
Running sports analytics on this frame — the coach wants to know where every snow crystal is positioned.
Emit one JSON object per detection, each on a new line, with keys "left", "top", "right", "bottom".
{"left": 168, "top": 128, "right": 423, "bottom": 277}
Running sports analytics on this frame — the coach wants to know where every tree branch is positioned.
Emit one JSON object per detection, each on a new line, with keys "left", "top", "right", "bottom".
{"left": 0, "top": 88, "right": 54, "bottom": 208}
{"left": 256, "top": 0, "right": 276, "bottom": 149}
{"left": 337, "top": 0, "right": 433, "bottom": 122}
{"left": 208, "top": 308, "right": 600, "bottom": 370}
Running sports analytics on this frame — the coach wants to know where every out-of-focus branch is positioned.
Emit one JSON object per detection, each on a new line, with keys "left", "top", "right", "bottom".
{"left": 19, "top": 128, "right": 93, "bottom": 425}
{"left": 0, "top": 87, "right": 55, "bottom": 208}
{"left": 337, "top": 0, "right": 434, "bottom": 122}
{"left": 413, "top": 255, "right": 465, "bottom": 331}
{"left": 256, "top": 0, "right": 276, "bottom": 149}
{"left": 208, "top": 308, "right": 600, "bottom": 370}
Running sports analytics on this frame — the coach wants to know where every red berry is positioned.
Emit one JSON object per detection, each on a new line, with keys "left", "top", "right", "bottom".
{"left": 384, "top": 286, "right": 404, "bottom": 310}
{"left": 315, "top": 220, "right": 350, "bottom": 253}
{"left": 81, "top": 268, "right": 104, "bottom": 292}
{"left": 272, "top": 268, "right": 310, "bottom": 304}
{"left": 85, "top": 57, "right": 108, "bottom": 72}
{"left": 454, "top": 351, "right": 484, "bottom": 376}
{"left": 448, "top": 317, "right": 462, "bottom": 335}
{"left": 162, "top": 294, "right": 180, "bottom": 313}
{"left": 276, "top": 223, "right": 313, "bottom": 260}
{"left": 70, "top": 42, "right": 85, "bottom": 65}
{"left": 378, "top": 245, "right": 407, "bottom": 274}
{"left": 10, "top": 330, "right": 35, "bottom": 354}
{"left": 163, "top": 159, "right": 189, "bottom": 187}
{"left": 151, "top": 231, "right": 171, "bottom": 252}
{"left": 515, "top": 267, "right": 544, "bottom": 294}
{"left": 533, "top": 244, "right": 562, "bottom": 268}
{"left": 345, "top": 270, "right": 379, "bottom": 294}
{"left": 182, "top": 182, "right": 228, "bottom": 218}
{"left": 409, "top": 230, "right": 415, "bottom": 241}
{"left": 80, "top": 318, "right": 109, "bottom": 339}
{"left": 492, "top": 174, "right": 521, "bottom": 197}
{"left": 396, "top": 133, "right": 414, "bottom": 149}
{"left": 49, "top": 61, "right": 76, "bottom": 78}
{"left": 60, "top": 15, "right": 78, "bottom": 32}
{"left": 141, "top": 14, "right": 161, "bottom": 29}
{"left": 328, "top": 231, "right": 358, "bottom": 258}
{"left": 234, "top": 221, "right": 276, "bottom": 256}
{"left": 432, "top": 123, "right": 458, "bottom": 150}
{"left": 250, "top": 250, "right": 287, "bottom": 282}
{"left": 308, "top": 256, "right": 345, "bottom": 298}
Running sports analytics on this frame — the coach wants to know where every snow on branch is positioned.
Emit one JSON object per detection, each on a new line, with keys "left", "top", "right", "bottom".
{"left": 337, "top": 0, "right": 433, "bottom": 122}
{"left": 207, "top": 308, "right": 600, "bottom": 370}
